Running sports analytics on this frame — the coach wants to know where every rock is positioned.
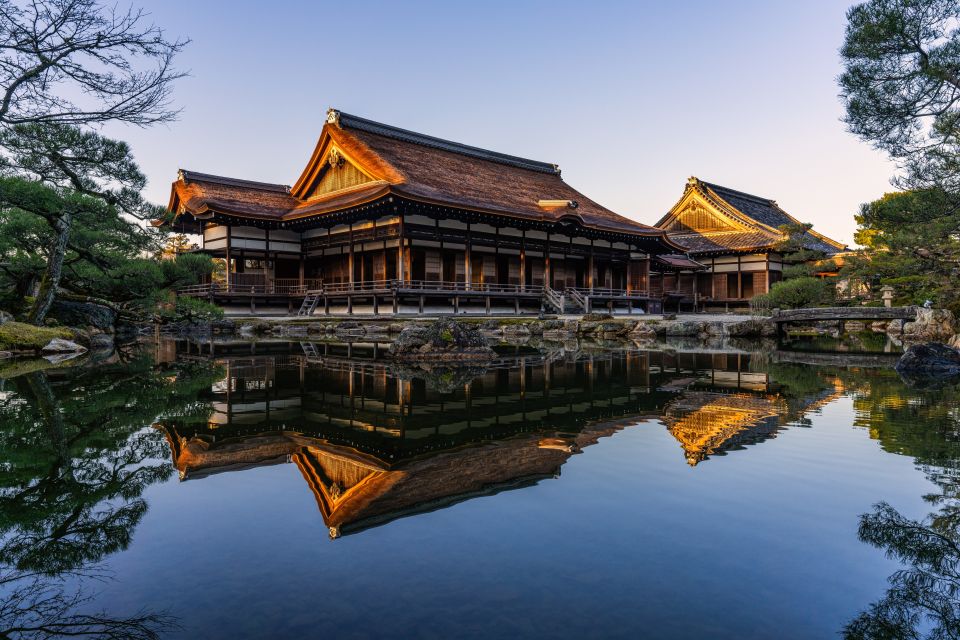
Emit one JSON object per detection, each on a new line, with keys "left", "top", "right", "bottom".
{"left": 703, "top": 322, "right": 726, "bottom": 337}
{"left": 595, "top": 321, "right": 631, "bottom": 337}
{"left": 727, "top": 318, "right": 777, "bottom": 338}
{"left": 895, "top": 342, "right": 960, "bottom": 386}
{"left": 89, "top": 333, "right": 115, "bottom": 351}
{"left": 664, "top": 321, "right": 704, "bottom": 337}
{"left": 392, "top": 362, "right": 490, "bottom": 393}
{"left": 0, "top": 310, "right": 11, "bottom": 325}
{"left": 389, "top": 318, "right": 494, "bottom": 361}
{"left": 43, "top": 351, "right": 85, "bottom": 364}
{"left": 41, "top": 338, "right": 87, "bottom": 353}
{"left": 630, "top": 323, "right": 658, "bottom": 340}
{"left": 581, "top": 312, "right": 613, "bottom": 322}
{"left": 844, "top": 320, "right": 866, "bottom": 332}
{"left": 950, "top": 334, "right": 960, "bottom": 350}
{"left": 502, "top": 323, "right": 532, "bottom": 337}
{"left": 49, "top": 300, "right": 116, "bottom": 332}
{"left": 335, "top": 321, "right": 365, "bottom": 338}
{"left": 900, "top": 308, "right": 957, "bottom": 343}
{"left": 886, "top": 319, "right": 904, "bottom": 335}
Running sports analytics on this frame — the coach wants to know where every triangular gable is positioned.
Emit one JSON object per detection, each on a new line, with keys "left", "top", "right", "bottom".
{"left": 656, "top": 181, "right": 758, "bottom": 235}
{"left": 306, "top": 149, "right": 377, "bottom": 199}
{"left": 290, "top": 115, "right": 405, "bottom": 200}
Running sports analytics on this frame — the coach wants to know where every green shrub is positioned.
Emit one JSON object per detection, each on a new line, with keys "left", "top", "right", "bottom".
{"left": 755, "top": 277, "right": 835, "bottom": 310}
{"left": 165, "top": 297, "right": 224, "bottom": 324}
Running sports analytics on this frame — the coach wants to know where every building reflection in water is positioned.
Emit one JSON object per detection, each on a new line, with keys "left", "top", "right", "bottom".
{"left": 157, "top": 340, "right": 837, "bottom": 537}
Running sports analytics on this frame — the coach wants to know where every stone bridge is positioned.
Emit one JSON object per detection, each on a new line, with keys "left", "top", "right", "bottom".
{"left": 771, "top": 306, "right": 917, "bottom": 338}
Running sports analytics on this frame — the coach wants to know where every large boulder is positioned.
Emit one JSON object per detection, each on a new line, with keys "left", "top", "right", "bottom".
{"left": 41, "top": 337, "right": 87, "bottom": 353}
{"left": 898, "top": 308, "right": 957, "bottom": 343}
{"left": 895, "top": 342, "right": 960, "bottom": 387}
{"left": 664, "top": 320, "right": 705, "bottom": 337}
{"left": 49, "top": 300, "right": 116, "bottom": 332}
{"left": 389, "top": 318, "right": 494, "bottom": 361}
{"left": 727, "top": 318, "right": 777, "bottom": 338}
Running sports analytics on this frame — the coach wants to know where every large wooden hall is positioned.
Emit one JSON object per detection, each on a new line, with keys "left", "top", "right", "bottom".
{"left": 163, "top": 109, "right": 702, "bottom": 315}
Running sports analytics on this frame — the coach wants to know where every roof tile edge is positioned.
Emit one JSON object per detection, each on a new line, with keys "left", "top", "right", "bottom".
{"left": 327, "top": 108, "right": 561, "bottom": 175}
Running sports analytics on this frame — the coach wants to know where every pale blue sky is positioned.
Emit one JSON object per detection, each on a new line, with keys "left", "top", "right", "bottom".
{"left": 116, "top": 0, "right": 894, "bottom": 245}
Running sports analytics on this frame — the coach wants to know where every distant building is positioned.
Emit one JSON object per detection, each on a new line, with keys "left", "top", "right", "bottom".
{"left": 655, "top": 177, "right": 847, "bottom": 309}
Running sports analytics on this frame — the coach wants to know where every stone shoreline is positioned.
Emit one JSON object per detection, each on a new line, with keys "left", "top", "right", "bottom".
{"left": 194, "top": 313, "right": 779, "bottom": 342}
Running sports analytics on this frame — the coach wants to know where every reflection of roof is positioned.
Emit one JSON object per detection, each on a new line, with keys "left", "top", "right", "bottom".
{"left": 167, "top": 109, "right": 668, "bottom": 237}
{"left": 663, "top": 392, "right": 787, "bottom": 466}
{"left": 294, "top": 437, "right": 570, "bottom": 538}
{"left": 158, "top": 418, "right": 635, "bottom": 539}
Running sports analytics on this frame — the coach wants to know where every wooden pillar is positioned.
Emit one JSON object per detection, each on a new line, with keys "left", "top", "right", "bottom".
{"left": 224, "top": 225, "right": 232, "bottom": 288}
{"left": 464, "top": 223, "right": 472, "bottom": 290}
{"left": 298, "top": 254, "right": 305, "bottom": 288}
{"left": 736, "top": 254, "right": 742, "bottom": 299}
{"left": 519, "top": 230, "right": 526, "bottom": 292}
{"left": 545, "top": 233, "right": 551, "bottom": 288}
{"left": 692, "top": 272, "right": 698, "bottom": 311}
{"left": 397, "top": 214, "right": 406, "bottom": 283}
{"left": 348, "top": 223, "right": 355, "bottom": 287}
{"left": 764, "top": 253, "right": 770, "bottom": 293}
{"left": 265, "top": 229, "right": 271, "bottom": 291}
{"left": 587, "top": 245, "right": 594, "bottom": 292}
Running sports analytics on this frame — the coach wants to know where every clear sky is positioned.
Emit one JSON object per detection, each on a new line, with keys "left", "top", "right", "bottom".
{"left": 115, "top": 0, "right": 895, "bottom": 246}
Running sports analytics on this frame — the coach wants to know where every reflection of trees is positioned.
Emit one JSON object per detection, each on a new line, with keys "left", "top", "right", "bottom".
{"left": 0, "top": 357, "right": 219, "bottom": 639}
{"left": 826, "top": 367, "right": 960, "bottom": 640}
{"left": 0, "top": 566, "right": 177, "bottom": 639}
{"left": 844, "top": 503, "right": 960, "bottom": 640}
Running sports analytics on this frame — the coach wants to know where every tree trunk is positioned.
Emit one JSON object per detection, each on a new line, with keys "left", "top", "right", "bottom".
{"left": 28, "top": 211, "right": 71, "bottom": 325}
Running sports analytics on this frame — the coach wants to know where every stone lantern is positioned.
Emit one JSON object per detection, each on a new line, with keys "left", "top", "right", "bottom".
{"left": 880, "top": 285, "right": 895, "bottom": 308}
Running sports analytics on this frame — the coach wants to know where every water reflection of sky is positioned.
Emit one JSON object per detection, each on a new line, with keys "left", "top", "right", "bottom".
{"left": 1, "top": 341, "right": 956, "bottom": 639}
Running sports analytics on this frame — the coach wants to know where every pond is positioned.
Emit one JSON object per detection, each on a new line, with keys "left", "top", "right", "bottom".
{"left": 1, "top": 337, "right": 958, "bottom": 639}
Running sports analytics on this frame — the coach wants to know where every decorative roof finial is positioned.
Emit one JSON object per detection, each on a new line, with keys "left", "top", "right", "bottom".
{"left": 326, "top": 108, "right": 341, "bottom": 127}
{"left": 687, "top": 176, "right": 700, "bottom": 186}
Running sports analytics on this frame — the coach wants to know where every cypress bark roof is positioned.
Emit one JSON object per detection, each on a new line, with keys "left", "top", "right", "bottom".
{"left": 167, "top": 109, "right": 666, "bottom": 237}
{"left": 655, "top": 177, "right": 848, "bottom": 255}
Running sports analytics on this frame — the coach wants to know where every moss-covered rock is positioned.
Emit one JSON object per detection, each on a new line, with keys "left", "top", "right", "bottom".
{"left": 390, "top": 318, "right": 494, "bottom": 361}
{"left": 0, "top": 322, "right": 74, "bottom": 351}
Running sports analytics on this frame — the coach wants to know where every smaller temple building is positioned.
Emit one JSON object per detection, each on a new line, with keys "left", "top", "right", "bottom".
{"left": 655, "top": 178, "right": 847, "bottom": 309}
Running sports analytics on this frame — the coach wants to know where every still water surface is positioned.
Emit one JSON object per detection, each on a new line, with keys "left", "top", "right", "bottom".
{"left": 1, "top": 338, "right": 958, "bottom": 639}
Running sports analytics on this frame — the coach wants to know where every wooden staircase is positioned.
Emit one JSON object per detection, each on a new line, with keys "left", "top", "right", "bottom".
{"left": 566, "top": 288, "right": 589, "bottom": 313}
{"left": 543, "top": 286, "right": 565, "bottom": 314}
{"left": 297, "top": 291, "right": 321, "bottom": 317}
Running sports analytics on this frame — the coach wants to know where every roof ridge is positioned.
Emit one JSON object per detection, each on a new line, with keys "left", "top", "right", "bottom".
{"left": 701, "top": 180, "right": 775, "bottom": 205}
{"left": 179, "top": 169, "right": 291, "bottom": 193}
{"left": 328, "top": 109, "right": 561, "bottom": 175}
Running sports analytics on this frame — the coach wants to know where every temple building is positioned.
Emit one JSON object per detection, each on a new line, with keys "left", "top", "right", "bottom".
{"left": 655, "top": 177, "right": 847, "bottom": 309}
{"left": 164, "top": 109, "right": 702, "bottom": 315}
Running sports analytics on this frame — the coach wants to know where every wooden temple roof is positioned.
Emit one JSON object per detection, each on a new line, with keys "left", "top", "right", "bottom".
{"left": 655, "top": 177, "right": 848, "bottom": 255}
{"left": 166, "top": 109, "right": 668, "bottom": 238}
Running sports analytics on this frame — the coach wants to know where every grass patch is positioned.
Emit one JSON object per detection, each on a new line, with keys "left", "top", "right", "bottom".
{"left": 0, "top": 322, "right": 73, "bottom": 351}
